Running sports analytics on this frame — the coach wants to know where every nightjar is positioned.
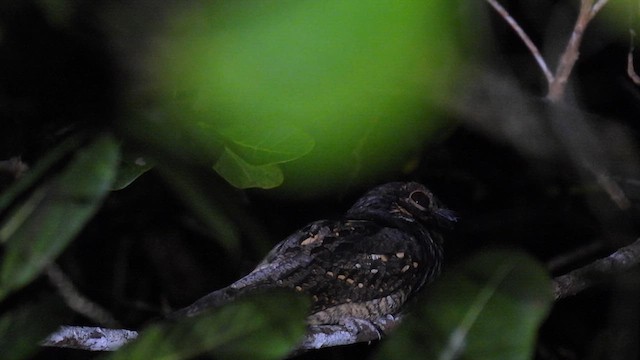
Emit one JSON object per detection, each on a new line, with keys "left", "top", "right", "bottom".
{"left": 170, "top": 182, "right": 456, "bottom": 329}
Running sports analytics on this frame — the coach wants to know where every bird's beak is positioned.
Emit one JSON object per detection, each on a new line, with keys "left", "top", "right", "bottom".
{"left": 434, "top": 208, "right": 458, "bottom": 228}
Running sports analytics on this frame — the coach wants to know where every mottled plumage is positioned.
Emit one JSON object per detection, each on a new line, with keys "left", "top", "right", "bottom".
{"left": 170, "top": 182, "right": 456, "bottom": 328}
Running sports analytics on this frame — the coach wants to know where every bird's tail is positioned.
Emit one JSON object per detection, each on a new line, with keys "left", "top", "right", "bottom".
{"left": 167, "top": 286, "right": 238, "bottom": 319}
{"left": 166, "top": 261, "right": 290, "bottom": 320}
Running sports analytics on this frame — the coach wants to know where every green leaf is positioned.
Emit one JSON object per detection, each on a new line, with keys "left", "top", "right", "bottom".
{"left": 0, "top": 135, "right": 81, "bottom": 213}
{"left": 213, "top": 147, "right": 283, "bottom": 189}
{"left": 106, "top": 291, "right": 309, "bottom": 360}
{"left": 112, "top": 155, "right": 154, "bottom": 191}
{"left": 0, "top": 296, "right": 66, "bottom": 360}
{"left": 377, "top": 250, "right": 553, "bottom": 360}
{"left": 132, "top": 0, "right": 465, "bottom": 198}
{"left": 218, "top": 125, "right": 315, "bottom": 166}
{"left": 0, "top": 134, "right": 120, "bottom": 300}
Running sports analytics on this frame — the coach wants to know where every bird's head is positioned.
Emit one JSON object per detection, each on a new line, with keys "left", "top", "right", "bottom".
{"left": 346, "top": 182, "right": 457, "bottom": 229}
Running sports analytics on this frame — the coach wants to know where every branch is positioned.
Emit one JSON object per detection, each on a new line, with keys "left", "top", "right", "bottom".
{"left": 42, "top": 315, "right": 403, "bottom": 353}
{"left": 41, "top": 326, "right": 138, "bottom": 351}
{"left": 552, "top": 238, "right": 640, "bottom": 299}
{"left": 628, "top": 30, "right": 640, "bottom": 85}
{"left": 485, "top": 0, "right": 610, "bottom": 102}
{"left": 42, "top": 239, "right": 640, "bottom": 352}
{"left": 294, "top": 314, "right": 402, "bottom": 353}
{"left": 485, "top": 0, "right": 554, "bottom": 84}
{"left": 46, "top": 263, "right": 120, "bottom": 328}
{"left": 547, "top": 0, "right": 609, "bottom": 102}
{"left": 591, "top": 0, "right": 610, "bottom": 17}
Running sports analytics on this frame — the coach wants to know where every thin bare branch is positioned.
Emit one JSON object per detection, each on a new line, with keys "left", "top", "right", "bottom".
{"left": 485, "top": 0, "right": 611, "bottom": 101}
{"left": 46, "top": 263, "right": 120, "bottom": 328}
{"left": 628, "top": 30, "right": 640, "bottom": 85}
{"left": 593, "top": 169, "right": 632, "bottom": 210}
{"left": 547, "top": 0, "right": 596, "bottom": 102}
{"left": 591, "top": 0, "right": 610, "bottom": 18}
{"left": 485, "top": 0, "right": 554, "bottom": 84}
{"left": 553, "top": 238, "right": 640, "bottom": 299}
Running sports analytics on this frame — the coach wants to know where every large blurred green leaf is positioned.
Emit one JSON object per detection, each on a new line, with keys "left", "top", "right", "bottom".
{"left": 0, "top": 135, "right": 120, "bottom": 300}
{"left": 122, "top": 0, "right": 464, "bottom": 198}
{"left": 377, "top": 250, "right": 553, "bottom": 360}
{"left": 106, "top": 291, "right": 309, "bottom": 360}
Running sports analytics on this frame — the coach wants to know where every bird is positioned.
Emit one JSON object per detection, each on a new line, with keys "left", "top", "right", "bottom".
{"left": 169, "top": 182, "right": 456, "bottom": 331}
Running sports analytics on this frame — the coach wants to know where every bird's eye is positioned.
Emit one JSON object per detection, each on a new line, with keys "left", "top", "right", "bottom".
{"left": 409, "top": 190, "right": 431, "bottom": 211}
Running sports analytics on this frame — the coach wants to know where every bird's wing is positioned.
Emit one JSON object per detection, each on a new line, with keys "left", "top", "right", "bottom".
{"left": 170, "top": 218, "right": 438, "bottom": 320}
{"left": 232, "top": 219, "right": 434, "bottom": 314}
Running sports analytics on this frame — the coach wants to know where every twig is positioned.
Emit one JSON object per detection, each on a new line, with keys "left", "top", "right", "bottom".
{"left": 547, "top": 0, "right": 600, "bottom": 102}
{"left": 628, "top": 30, "right": 640, "bottom": 85}
{"left": 485, "top": 0, "right": 610, "bottom": 102}
{"left": 46, "top": 263, "right": 120, "bottom": 328}
{"left": 592, "top": 168, "right": 632, "bottom": 210}
{"left": 552, "top": 238, "right": 640, "bottom": 299}
{"left": 485, "top": 0, "right": 554, "bottom": 84}
{"left": 591, "top": 0, "right": 610, "bottom": 17}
